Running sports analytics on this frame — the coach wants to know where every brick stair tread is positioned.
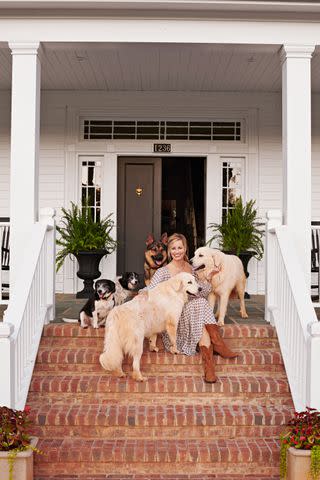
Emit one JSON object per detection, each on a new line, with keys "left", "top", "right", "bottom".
{"left": 33, "top": 362, "right": 285, "bottom": 375}
{"left": 29, "top": 402, "right": 292, "bottom": 439}
{"left": 43, "top": 323, "right": 277, "bottom": 339}
{"left": 35, "top": 437, "right": 280, "bottom": 465}
{"left": 29, "top": 373, "right": 290, "bottom": 394}
{"left": 40, "top": 336, "right": 279, "bottom": 350}
{"left": 28, "top": 374, "right": 291, "bottom": 407}
{"left": 35, "top": 347, "right": 283, "bottom": 366}
{"left": 29, "top": 403, "right": 293, "bottom": 428}
{"left": 35, "top": 475, "right": 280, "bottom": 480}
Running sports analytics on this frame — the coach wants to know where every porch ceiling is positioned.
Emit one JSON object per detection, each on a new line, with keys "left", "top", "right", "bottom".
{"left": 1, "top": 42, "right": 320, "bottom": 92}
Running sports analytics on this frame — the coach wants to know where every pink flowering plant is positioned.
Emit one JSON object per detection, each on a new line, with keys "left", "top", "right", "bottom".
{"left": 0, "top": 405, "right": 42, "bottom": 480}
{"left": 280, "top": 407, "right": 320, "bottom": 479}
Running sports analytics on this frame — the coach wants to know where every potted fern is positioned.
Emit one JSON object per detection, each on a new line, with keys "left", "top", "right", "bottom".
{"left": 56, "top": 201, "right": 117, "bottom": 298}
{"left": 207, "top": 197, "right": 264, "bottom": 293}
{"left": 280, "top": 407, "right": 320, "bottom": 480}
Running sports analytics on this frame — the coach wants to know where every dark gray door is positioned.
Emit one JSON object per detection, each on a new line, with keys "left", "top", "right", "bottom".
{"left": 117, "top": 157, "right": 161, "bottom": 275}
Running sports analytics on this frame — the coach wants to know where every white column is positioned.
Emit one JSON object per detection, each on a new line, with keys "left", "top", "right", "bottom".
{"left": 280, "top": 44, "right": 315, "bottom": 287}
{"left": 9, "top": 42, "right": 41, "bottom": 289}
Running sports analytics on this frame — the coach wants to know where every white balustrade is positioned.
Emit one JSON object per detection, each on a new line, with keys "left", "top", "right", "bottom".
{"left": 265, "top": 209, "right": 320, "bottom": 411}
{"left": 0, "top": 208, "right": 55, "bottom": 409}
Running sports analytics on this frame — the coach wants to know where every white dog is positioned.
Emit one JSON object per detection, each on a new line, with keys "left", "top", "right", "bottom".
{"left": 191, "top": 246, "right": 248, "bottom": 325}
{"left": 99, "top": 272, "right": 200, "bottom": 382}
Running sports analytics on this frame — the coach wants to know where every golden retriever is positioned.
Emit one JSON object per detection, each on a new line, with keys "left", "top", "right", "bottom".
{"left": 191, "top": 246, "right": 248, "bottom": 325}
{"left": 99, "top": 272, "right": 200, "bottom": 381}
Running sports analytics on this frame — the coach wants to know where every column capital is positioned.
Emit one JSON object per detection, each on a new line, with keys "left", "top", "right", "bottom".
{"left": 8, "top": 41, "right": 40, "bottom": 55}
{"left": 279, "top": 44, "right": 315, "bottom": 64}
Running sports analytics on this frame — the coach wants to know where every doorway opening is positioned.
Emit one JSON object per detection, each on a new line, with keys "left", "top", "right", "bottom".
{"left": 161, "top": 157, "right": 206, "bottom": 258}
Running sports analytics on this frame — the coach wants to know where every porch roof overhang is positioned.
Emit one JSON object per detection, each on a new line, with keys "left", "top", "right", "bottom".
{"left": 2, "top": 41, "right": 320, "bottom": 92}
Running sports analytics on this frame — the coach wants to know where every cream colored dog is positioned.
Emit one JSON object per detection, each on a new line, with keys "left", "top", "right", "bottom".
{"left": 191, "top": 246, "right": 248, "bottom": 325}
{"left": 99, "top": 272, "right": 200, "bottom": 382}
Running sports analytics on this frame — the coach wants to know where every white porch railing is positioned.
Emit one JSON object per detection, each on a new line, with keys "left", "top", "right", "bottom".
{"left": 0, "top": 219, "right": 10, "bottom": 305}
{"left": 265, "top": 210, "right": 320, "bottom": 411}
{"left": 0, "top": 208, "right": 55, "bottom": 409}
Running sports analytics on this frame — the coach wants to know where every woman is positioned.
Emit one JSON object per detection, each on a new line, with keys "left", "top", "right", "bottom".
{"left": 145, "top": 233, "right": 237, "bottom": 383}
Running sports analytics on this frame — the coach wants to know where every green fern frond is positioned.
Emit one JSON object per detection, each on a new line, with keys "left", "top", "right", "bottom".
{"left": 207, "top": 197, "right": 264, "bottom": 260}
{"left": 55, "top": 201, "right": 117, "bottom": 271}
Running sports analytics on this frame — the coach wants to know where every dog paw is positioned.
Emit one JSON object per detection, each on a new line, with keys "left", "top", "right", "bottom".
{"left": 217, "top": 320, "right": 225, "bottom": 326}
{"left": 149, "top": 346, "right": 159, "bottom": 352}
{"left": 241, "top": 313, "right": 249, "bottom": 319}
{"left": 132, "top": 372, "right": 147, "bottom": 382}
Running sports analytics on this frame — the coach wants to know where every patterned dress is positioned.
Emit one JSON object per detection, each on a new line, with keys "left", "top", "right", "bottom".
{"left": 146, "top": 266, "right": 217, "bottom": 355}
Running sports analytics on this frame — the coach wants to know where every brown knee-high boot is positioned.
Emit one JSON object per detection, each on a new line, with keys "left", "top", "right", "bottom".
{"left": 205, "top": 324, "right": 238, "bottom": 358}
{"left": 200, "top": 344, "right": 217, "bottom": 383}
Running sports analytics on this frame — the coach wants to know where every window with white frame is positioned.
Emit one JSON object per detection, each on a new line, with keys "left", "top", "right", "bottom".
{"left": 81, "top": 159, "right": 102, "bottom": 222}
{"left": 81, "top": 119, "right": 242, "bottom": 141}
{"left": 222, "top": 159, "right": 244, "bottom": 222}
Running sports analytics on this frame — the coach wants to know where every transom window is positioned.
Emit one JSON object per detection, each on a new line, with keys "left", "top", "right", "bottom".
{"left": 81, "top": 119, "right": 242, "bottom": 141}
{"left": 81, "top": 160, "right": 101, "bottom": 222}
{"left": 222, "top": 160, "right": 244, "bottom": 222}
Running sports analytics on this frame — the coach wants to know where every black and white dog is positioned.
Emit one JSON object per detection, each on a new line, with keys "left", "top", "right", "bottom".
{"left": 63, "top": 279, "right": 116, "bottom": 328}
{"left": 114, "top": 272, "right": 140, "bottom": 306}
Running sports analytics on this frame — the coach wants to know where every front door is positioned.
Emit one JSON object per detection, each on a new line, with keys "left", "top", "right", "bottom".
{"left": 117, "top": 156, "right": 206, "bottom": 275}
{"left": 117, "top": 157, "right": 161, "bottom": 275}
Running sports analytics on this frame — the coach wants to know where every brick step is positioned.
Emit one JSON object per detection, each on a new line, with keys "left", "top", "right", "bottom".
{"left": 36, "top": 347, "right": 283, "bottom": 365}
{"left": 32, "top": 423, "right": 284, "bottom": 440}
{"left": 39, "top": 335, "right": 279, "bottom": 350}
{"left": 33, "top": 362, "right": 285, "bottom": 375}
{"left": 43, "top": 323, "right": 277, "bottom": 340}
{"left": 29, "top": 403, "right": 292, "bottom": 439}
{"left": 34, "top": 438, "right": 280, "bottom": 476}
{"left": 28, "top": 374, "right": 291, "bottom": 403}
{"left": 35, "top": 476, "right": 280, "bottom": 480}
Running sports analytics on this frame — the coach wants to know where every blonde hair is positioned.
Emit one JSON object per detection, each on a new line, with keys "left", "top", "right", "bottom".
{"left": 167, "top": 233, "right": 189, "bottom": 262}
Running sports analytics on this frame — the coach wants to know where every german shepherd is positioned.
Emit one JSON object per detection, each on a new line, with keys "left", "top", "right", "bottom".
{"left": 144, "top": 233, "right": 168, "bottom": 285}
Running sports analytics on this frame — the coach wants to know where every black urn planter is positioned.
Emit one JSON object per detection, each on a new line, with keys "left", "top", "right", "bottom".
{"left": 75, "top": 249, "right": 107, "bottom": 298}
{"left": 238, "top": 251, "right": 256, "bottom": 299}
{"left": 224, "top": 250, "right": 255, "bottom": 299}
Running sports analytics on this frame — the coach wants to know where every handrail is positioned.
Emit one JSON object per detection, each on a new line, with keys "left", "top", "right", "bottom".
{"left": 0, "top": 220, "right": 10, "bottom": 305}
{"left": 0, "top": 208, "right": 55, "bottom": 409}
{"left": 265, "top": 210, "right": 320, "bottom": 411}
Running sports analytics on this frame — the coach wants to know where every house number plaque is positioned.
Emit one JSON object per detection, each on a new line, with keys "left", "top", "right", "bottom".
{"left": 153, "top": 143, "right": 171, "bottom": 153}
